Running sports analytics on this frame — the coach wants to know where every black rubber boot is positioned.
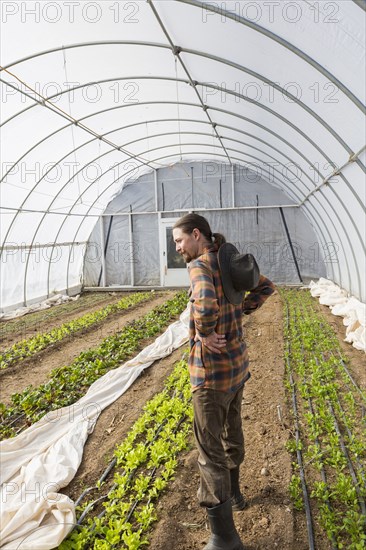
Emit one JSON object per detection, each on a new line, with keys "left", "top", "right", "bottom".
{"left": 230, "top": 468, "right": 247, "bottom": 511}
{"left": 204, "top": 500, "right": 245, "bottom": 550}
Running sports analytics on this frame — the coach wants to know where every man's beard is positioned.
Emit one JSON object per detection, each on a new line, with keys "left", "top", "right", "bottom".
{"left": 182, "top": 251, "right": 195, "bottom": 263}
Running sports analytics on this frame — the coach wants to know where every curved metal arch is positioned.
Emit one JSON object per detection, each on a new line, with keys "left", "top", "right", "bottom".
{"left": 188, "top": 55, "right": 365, "bottom": 173}
{"left": 61, "top": 153, "right": 333, "bottom": 294}
{"left": 43, "top": 143, "right": 346, "bottom": 297}
{"left": 3, "top": 68, "right": 364, "bottom": 220}
{"left": 5, "top": 99, "right": 363, "bottom": 294}
{"left": 17, "top": 127, "right": 347, "bottom": 244}
{"left": 121, "top": 130, "right": 319, "bottom": 192}
{"left": 0, "top": 42, "right": 360, "bottom": 300}
{"left": 4, "top": 72, "right": 364, "bottom": 215}
{"left": 3, "top": 73, "right": 351, "bottom": 185}
{"left": 8, "top": 119, "right": 328, "bottom": 292}
{"left": 1, "top": 104, "right": 332, "bottom": 265}
{"left": 176, "top": 0, "right": 365, "bottom": 112}
{"left": 2, "top": 78, "right": 362, "bottom": 294}
{"left": 4, "top": 96, "right": 363, "bottom": 297}
{"left": 1, "top": 75, "right": 193, "bottom": 128}
{"left": 2, "top": 45, "right": 364, "bottom": 175}
{"left": 4, "top": 72, "right": 364, "bottom": 206}
{"left": 63, "top": 145, "right": 357, "bottom": 296}
{"left": 3, "top": 96, "right": 363, "bottom": 223}
{"left": 61, "top": 150, "right": 348, "bottom": 296}
{"left": 3, "top": 40, "right": 365, "bottom": 294}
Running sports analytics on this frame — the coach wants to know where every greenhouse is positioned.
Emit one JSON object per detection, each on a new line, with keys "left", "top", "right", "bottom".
{"left": 0, "top": 1, "right": 365, "bottom": 549}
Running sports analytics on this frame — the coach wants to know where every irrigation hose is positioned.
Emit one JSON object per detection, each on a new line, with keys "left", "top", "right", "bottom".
{"left": 335, "top": 352, "right": 366, "bottom": 405}
{"left": 285, "top": 301, "right": 316, "bottom": 550}
{"left": 301, "top": 365, "right": 338, "bottom": 550}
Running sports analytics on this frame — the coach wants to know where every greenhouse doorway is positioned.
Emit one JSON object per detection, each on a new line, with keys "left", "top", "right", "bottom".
{"left": 159, "top": 218, "right": 190, "bottom": 287}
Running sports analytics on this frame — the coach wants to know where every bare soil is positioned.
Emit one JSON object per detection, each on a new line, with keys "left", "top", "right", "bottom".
{"left": 2, "top": 288, "right": 365, "bottom": 549}
{"left": 148, "top": 290, "right": 306, "bottom": 550}
{"left": 0, "top": 291, "right": 173, "bottom": 405}
{"left": 0, "top": 292, "right": 128, "bottom": 350}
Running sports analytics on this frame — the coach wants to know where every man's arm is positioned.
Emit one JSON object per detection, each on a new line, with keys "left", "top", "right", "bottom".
{"left": 189, "top": 259, "right": 219, "bottom": 337}
{"left": 242, "top": 275, "right": 275, "bottom": 315}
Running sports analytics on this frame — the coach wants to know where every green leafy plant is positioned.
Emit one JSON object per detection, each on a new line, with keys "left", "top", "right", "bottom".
{"left": 0, "top": 292, "right": 154, "bottom": 369}
{"left": 58, "top": 357, "right": 193, "bottom": 549}
{"left": 280, "top": 288, "right": 366, "bottom": 548}
{"left": 0, "top": 291, "right": 189, "bottom": 439}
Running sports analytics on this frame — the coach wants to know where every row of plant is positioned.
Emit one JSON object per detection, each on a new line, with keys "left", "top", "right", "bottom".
{"left": 0, "top": 291, "right": 189, "bottom": 441}
{"left": 59, "top": 358, "right": 193, "bottom": 550}
{"left": 0, "top": 292, "right": 155, "bottom": 369}
{"left": 281, "top": 288, "right": 366, "bottom": 550}
{"left": 0, "top": 292, "right": 115, "bottom": 345}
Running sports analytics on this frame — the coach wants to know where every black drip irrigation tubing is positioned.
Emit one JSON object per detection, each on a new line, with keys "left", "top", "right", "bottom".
{"left": 1, "top": 412, "right": 25, "bottom": 428}
{"left": 332, "top": 395, "right": 366, "bottom": 487}
{"left": 315, "top": 369, "right": 366, "bottom": 523}
{"left": 297, "top": 302, "right": 366, "bottom": 508}
{"left": 74, "top": 458, "right": 117, "bottom": 508}
{"left": 73, "top": 417, "right": 169, "bottom": 527}
{"left": 335, "top": 351, "right": 366, "bottom": 405}
{"left": 326, "top": 405, "right": 366, "bottom": 523}
{"left": 74, "top": 386, "right": 184, "bottom": 511}
{"left": 319, "top": 352, "right": 366, "bottom": 487}
{"left": 300, "top": 358, "right": 338, "bottom": 549}
{"left": 285, "top": 302, "right": 316, "bottom": 550}
{"left": 108, "top": 414, "right": 189, "bottom": 550}
{"left": 71, "top": 387, "right": 190, "bottom": 540}
{"left": 306, "top": 302, "right": 366, "bottom": 404}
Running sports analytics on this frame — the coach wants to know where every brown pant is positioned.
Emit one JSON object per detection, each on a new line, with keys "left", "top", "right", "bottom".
{"left": 192, "top": 386, "right": 245, "bottom": 508}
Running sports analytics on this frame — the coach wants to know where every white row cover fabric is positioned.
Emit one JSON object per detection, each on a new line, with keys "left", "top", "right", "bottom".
{"left": 0, "top": 306, "right": 190, "bottom": 549}
{"left": 0, "top": 294, "right": 79, "bottom": 320}
{"left": 1, "top": 0, "right": 365, "bottom": 307}
{"left": 309, "top": 278, "right": 366, "bottom": 352}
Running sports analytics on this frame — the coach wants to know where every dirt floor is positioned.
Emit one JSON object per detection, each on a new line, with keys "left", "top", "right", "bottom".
{"left": 0, "top": 292, "right": 128, "bottom": 350}
{"left": 148, "top": 289, "right": 304, "bottom": 550}
{"left": 2, "top": 288, "right": 365, "bottom": 549}
{"left": 0, "top": 291, "right": 174, "bottom": 404}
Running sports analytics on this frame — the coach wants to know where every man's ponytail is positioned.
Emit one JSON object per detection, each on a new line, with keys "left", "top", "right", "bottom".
{"left": 212, "top": 233, "right": 226, "bottom": 248}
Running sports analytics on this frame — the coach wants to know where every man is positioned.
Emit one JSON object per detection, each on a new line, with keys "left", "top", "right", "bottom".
{"left": 173, "top": 213, "right": 275, "bottom": 550}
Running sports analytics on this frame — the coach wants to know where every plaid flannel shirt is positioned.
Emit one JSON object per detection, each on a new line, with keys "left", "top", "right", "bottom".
{"left": 188, "top": 244, "right": 275, "bottom": 393}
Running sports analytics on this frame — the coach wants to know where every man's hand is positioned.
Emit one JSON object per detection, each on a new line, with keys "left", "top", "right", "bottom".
{"left": 194, "top": 331, "right": 227, "bottom": 353}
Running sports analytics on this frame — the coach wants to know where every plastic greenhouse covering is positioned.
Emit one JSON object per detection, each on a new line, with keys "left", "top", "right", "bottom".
{"left": 0, "top": 1, "right": 365, "bottom": 548}
{"left": 1, "top": 0, "right": 365, "bottom": 312}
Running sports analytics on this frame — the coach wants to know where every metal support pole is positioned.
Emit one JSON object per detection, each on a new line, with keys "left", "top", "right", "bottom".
{"left": 128, "top": 213, "right": 134, "bottom": 286}
{"left": 279, "top": 207, "right": 303, "bottom": 284}
{"left": 99, "top": 217, "right": 107, "bottom": 287}
{"left": 154, "top": 169, "right": 159, "bottom": 211}
{"left": 231, "top": 164, "right": 235, "bottom": 207}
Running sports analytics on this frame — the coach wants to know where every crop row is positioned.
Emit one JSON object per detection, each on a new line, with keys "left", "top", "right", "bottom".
{"left": 59, "top": 358, "right": 193, "bottom": 550}
{"left": 281, "top": 289, "right": 366, "bottom": 550}
{"left": 0, "top": 291, "right": 189, "bottom": 441}
{"left": 0, "top": 292, "right": 154, "bottom": 369}
{"left": 0, "top": 292, "right": 118, "bottom": 344}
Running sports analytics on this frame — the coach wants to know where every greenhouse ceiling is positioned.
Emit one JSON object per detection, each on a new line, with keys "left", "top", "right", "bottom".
{"left": 0, "top": 0, "right": 365, "bottom": 309}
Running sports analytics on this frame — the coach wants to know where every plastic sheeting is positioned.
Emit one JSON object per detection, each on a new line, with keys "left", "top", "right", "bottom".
{"left": 0, "top": 306, "right": 190, "bottom": 549}
{"left": 0, "top": 294, "right": 79, "bottom": 320}
{"left": 309, "top": 278, "right": 366, "bottom": 352}
{"left": 1, "top": 0, "right": 365, "bottom": 306}
{"left": 84, "top": 161, "right": 327, "bottom": 287}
